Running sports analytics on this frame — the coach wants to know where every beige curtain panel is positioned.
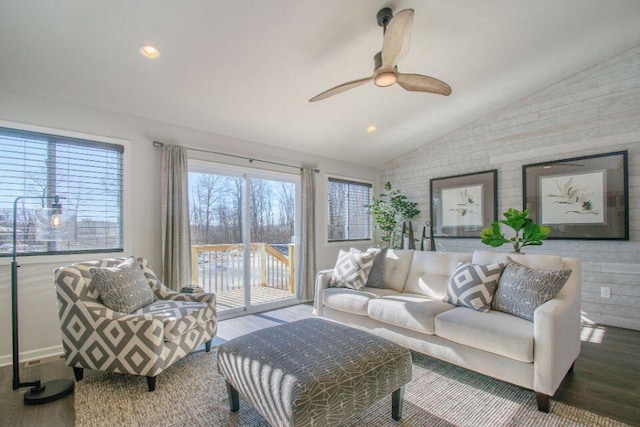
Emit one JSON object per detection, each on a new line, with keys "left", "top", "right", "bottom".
{"left": 296, "top": 168, "right": 316, "bottom": 300}
{"left": 161, "top": 145, "right": 192, "bottom": 290}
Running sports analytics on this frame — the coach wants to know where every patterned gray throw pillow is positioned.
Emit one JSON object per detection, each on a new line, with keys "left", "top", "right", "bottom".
{"left": 330, "top": 250, "right": 375, "bottom": 290}
{"left": 90, "top": 257, "right": 155, "bottom": 313}
{"left": 350, "top": 247, "right": 388, "bottom": 288}
{"left": 492, "top": 258, "right": 572, "bottom": 322}
{"left": 443, "top": 262, "right": 505, "bottom": 312}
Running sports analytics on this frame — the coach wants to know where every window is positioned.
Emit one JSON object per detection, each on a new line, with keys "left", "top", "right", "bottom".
{"left": 327, "top": 177, "right": 372, "bottom": 242}
{"left": 0, "top": 126, "right": 123, "bottom": 256}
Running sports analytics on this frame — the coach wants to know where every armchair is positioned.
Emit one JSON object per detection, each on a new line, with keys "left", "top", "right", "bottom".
{"left": 54, "top": 257, "right": 217, "bottom": 391}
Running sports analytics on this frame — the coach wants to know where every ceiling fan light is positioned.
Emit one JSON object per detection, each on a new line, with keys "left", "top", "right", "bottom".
{"left": 374, "top": 72, "right": 397, "bottom": 87}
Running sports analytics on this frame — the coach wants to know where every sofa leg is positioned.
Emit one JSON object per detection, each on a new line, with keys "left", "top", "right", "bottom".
{"left": 146, "top": 376, "right": 156, "bottom": 392}
{"left": 205, "top": 339, "right": 212, "bottom": 353}
{"left": 536, "top": 392, "right": 550, "bottom": 413}
{"left": 73, "top": 367, "right": 83, "bottom": 381}
{"left": 568, "top": 362, "right": 575, "bottom": 373}
{"left": 392, "top": 387, "right": 404, "bottom": 420}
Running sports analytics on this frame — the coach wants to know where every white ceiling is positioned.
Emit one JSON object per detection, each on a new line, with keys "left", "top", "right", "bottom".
{"left": 1, "top": 1, "right": 639, "bottom": 167}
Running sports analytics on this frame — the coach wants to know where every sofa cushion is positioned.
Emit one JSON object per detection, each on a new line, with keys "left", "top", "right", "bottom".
{"left": 134, "top": 300, "right": 214, "bottom": 341}
{"left": 403, "top": 251, "right": 472, "bottom": 298}
{"left": 472, "top": 250, "right": 564, "bottom": 271}
{"left": 329, "top": 250, "right": 374, "bottom": 290}
{"left": 368, "top": 294, "right": 455, "bottom": 335}
{"left": 350, "top": 247, "right": 388, "bottom": 289}
{"left": 323, "top": 287, "right": 398, "bottom": 316}
{"left": 492, "top": 258, "right": 572, "bottom": 322}
{"left": 435, "top": 307, "right": 534, "bottom": 363}
{"left": 383, "top": 249, "right": 414, "bottom": 292}
{"left": 443, "top": 262, "right": 505, "bottom": 312}
{"left": 90, "top": 257, "right": 155, "bottom": 314}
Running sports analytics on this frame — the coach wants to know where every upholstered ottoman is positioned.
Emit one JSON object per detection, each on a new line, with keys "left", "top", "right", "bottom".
{"left": 217, "top": 318, "right": 412, "bottom": 427}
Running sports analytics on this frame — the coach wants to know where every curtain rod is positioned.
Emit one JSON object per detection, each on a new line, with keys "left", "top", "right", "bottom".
{"left": 153, "top": 141, "right": 319, "bottom": 173}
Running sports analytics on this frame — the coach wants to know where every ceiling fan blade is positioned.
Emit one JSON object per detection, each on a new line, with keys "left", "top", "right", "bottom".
{"left": 309, "top": 76, "right": 372, "bottom": 102}
{"left": 381, "top": 9, "right": 414, "bottom": 68}
{"left": 397, "top": 73, "right": 452, "bottom": 96}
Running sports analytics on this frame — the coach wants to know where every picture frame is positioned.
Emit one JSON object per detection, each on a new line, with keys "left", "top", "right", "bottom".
{"left": 430, "top": 170, "right": 498, "bottom": 238}
{"left": 522, "top": 151, "right": 628, "bottom": 240}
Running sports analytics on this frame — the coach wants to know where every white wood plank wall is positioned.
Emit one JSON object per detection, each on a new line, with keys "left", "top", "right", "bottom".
{"left": 379, "top": 46, "right": 640, "bottom": 330}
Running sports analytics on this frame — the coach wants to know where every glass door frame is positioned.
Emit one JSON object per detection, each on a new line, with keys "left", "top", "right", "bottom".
{"left": 188, "top": 159, "right": 302, "bottom": 320}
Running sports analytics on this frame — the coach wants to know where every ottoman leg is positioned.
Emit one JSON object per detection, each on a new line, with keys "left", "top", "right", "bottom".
{"left": 392, "top": 387, "right": 404, "bottom": 421}
{"left": 227, "top": 381, "right": 239, "bottom": 412}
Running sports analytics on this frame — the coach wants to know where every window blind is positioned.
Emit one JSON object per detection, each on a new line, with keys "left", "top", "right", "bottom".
{"left": 327, "top": 177, "right": 372, "bottom": 241}
{"left": 0, "top": 126, "right": 124, "bottom": 256}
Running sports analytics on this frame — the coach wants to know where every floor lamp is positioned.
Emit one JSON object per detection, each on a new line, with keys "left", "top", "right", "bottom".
{"left": 11, "top": 195, "right": 75, "bottom": 405}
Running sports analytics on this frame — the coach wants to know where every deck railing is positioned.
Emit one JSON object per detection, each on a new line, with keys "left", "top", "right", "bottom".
{"left": 190, "top": 243, "right": 295, "bottom": 294}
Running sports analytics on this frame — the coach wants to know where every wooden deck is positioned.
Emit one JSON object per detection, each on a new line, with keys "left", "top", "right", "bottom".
{"left": 216, "top": 286, "right": 295, "bottom": 311}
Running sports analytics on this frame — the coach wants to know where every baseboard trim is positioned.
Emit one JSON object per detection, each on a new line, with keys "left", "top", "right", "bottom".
{"left": 0, "top": 345, "right": 64, "bottom": 368}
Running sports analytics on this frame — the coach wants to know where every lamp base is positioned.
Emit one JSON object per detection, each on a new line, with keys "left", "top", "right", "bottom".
{"left": 24, "top": 379, "right": 74, "bottom": 405}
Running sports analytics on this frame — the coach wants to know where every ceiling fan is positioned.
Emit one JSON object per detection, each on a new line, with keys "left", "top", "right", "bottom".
{"left": 309, "top": 7, "right": 451, "bottom": 102}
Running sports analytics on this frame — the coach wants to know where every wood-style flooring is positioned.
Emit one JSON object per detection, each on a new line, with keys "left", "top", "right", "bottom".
{"left": 1, "top": 303, "right": 638, "bottom": 426}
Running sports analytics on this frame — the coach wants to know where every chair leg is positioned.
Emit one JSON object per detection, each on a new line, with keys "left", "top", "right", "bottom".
{"left": 146, "top": 376, "right": 156, "bottom": 392}
{"left": 227, "top": 381, "right": 239, "bottom": 412}
{"left": 205, "top": 339, "right": 212, "bottom": 353}
{"left": 392, "top": 387, "right": 404, "bottom": 420}
{"left": 536, "top": 392, "right": 550, "bottom": 413}
{"left": 73, "top": 367, "right": 84, "bottom": 381}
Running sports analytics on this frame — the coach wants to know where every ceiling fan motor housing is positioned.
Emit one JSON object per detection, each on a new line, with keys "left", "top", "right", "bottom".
{"left": 377, "top": 7, "right": 393, "bottom": 27}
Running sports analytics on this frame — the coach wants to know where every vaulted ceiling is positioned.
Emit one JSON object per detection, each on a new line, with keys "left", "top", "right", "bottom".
{"left": 1, "top": 1, "right": 639, "bottom": 166}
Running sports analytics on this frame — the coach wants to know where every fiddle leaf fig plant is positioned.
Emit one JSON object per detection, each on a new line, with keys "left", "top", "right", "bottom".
{"left": 480, "top": 208, "right": 550, "bottom": 253}
{"left": 367, "top": 181, "right": 420, "bottom": 248}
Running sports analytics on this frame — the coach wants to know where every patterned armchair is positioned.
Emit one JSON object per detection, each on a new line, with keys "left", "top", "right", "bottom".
{"left": 54, "top": 257, "right": 217, "bottom": 391}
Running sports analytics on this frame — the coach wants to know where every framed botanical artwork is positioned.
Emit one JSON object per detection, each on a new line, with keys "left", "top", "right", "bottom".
{"left": 430, "top": 170, "right": 498, "bottom": 238}
{"left": 522, "top": 150, "right": 628, "bottom": 240}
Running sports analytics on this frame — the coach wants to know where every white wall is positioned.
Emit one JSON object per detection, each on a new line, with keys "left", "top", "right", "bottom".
{"left": 0, "top": 89, "right": 376, "bottom": 364}
{"left": 379, "top": 46, "right": 640, "bottom": 331}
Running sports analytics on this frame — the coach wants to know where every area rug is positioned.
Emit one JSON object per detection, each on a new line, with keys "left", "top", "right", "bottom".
{"left": 74, "top": 350, "right": 628, "bottom": 427}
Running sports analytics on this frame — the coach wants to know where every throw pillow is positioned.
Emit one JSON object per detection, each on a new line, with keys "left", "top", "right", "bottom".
{"left": 90, "top": 257, "right": 155, "bottom": 313}
{"left": 329, "top": 250, "right": 375, "bottom": 290}
{"left": 350, "top": 247, "right": 388, "bottom": 288}
{"left": 492, "top": 258, "right": 572, "bottom": 322}
{"left": 443, "top": 262, "right": 505, "bottom": 312}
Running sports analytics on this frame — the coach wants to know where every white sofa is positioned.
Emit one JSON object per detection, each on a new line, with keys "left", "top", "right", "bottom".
{"left": 313, "top": 249, "right": 581, "bottom": 412}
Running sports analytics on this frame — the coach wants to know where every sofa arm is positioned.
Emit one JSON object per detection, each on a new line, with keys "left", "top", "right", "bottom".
{"left": 161, "top": 290, "right": 216, "bottom": 305}
{"left": 533, "top": 260, "right": 581, "bottom": 396}
{"left": 312, "top": 269, "right": 334, "bottom": 316}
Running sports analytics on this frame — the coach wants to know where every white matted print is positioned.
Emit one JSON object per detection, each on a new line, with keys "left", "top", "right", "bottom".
{"left": 441, "top": 184, "right": 483, "bottom": 227}
{"left": 540, "top": 171, "right": 605, "bottom": 224}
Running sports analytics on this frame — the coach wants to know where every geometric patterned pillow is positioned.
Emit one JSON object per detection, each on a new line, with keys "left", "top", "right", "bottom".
{"left": 443, "top": 262, "right": 505, "bottom": 312}
{"left": 491, "top": 258, "right": 572, "bottom": 322}
{"left": 90, "top": 257, "right": 155, "bottom": 313}
{"left": 349, "top": 247, "right": 388, "bottom": 289}
{"left": 329, "top": 250, "right": 375, "bottom": 290}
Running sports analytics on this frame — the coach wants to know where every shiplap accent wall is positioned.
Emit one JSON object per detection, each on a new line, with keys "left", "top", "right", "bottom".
{"left": 379, "top": 45, "right": 640, "bottom": 331}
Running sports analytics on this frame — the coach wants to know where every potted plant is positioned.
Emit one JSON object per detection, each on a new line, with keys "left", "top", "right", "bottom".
{"left": 367, "top": 182, "right": 420, "bottom": 248}
{"left": 480, "top": 208, "right": 550, "bottom": 253}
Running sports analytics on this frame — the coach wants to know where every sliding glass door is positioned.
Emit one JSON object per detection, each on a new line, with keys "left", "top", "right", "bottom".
{"left": 188, "top": 162, "right": 299, "bottom": 316}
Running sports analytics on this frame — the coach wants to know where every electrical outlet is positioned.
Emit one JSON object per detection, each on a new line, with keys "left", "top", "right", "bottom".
{"left": 600, "top": 287, "right": 611, "bottom": 298}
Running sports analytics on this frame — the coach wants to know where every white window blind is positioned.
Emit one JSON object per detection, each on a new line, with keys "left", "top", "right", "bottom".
{"left": 327, "top": 177, "right": 372, "bottom": 242}
{"left": 0, "top": 126, "right": 124, "bottom": 256}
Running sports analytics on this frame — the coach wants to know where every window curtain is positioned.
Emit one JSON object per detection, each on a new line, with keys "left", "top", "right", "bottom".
{"left": 296, "top": 168, "right": 316, "bottom": 300}
{"left": 161, "top": 145, "right": 191, "bottom": 290}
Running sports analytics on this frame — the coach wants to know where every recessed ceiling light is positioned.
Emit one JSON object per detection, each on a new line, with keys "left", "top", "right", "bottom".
{"left": 366, "top": 126, "right": 377, "bottom": 133}
{"left": 139, "top": 44, "right": 160, "bottom": 59}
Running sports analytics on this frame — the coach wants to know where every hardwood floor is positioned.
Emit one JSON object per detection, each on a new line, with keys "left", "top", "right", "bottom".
{"left": 1, "top": 303, "right": 638, "bottom": 426}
